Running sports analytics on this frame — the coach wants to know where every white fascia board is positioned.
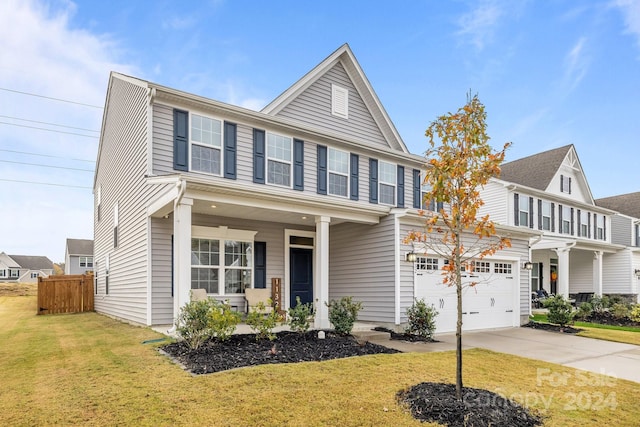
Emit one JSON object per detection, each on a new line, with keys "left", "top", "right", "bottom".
{"left": 146, "top": 182, "right": 181, "bottom": 217}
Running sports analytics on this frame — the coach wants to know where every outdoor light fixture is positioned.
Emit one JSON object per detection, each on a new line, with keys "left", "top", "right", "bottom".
{"left": 405, "top": 252, "right": 418, "bottom": 263}
{"left": 635, "top": 269, "right": 640, "bottom": 279}
{"left": 523, "top": 261, "right": 534, "bottom": 271}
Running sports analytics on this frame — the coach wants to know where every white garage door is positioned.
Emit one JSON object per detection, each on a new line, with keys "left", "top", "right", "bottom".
{"left": 414, "top": 257, "right": 517, "bottom": 334}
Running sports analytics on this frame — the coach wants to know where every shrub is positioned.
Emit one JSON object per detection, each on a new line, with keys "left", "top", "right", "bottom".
{"left": 543, "top": 295, "right": 574, "bottom": 327}
{"left": 326, "top": 296, "right": 363, "bottom": 335}
{"left": 574, "top": 302, "right": 593, "bottom": 320}
{"left": 287, "top": 296, "right": 313, "bottom": 333}
{"left": 207, "top": 299, "right": 241, "bottom": 341}
{"left": 589, "top": 295, "right": 609, "bottom": 313}
{"left": 405, "top": 298, "right": 438, "bottom": 340}
{"left": 611, "top": 303, "right": 630, "bottom": 319}
{"left": 246, "top": 300, "right": 283, "bottom": 340}
{"left": 176, "top": 297, "right": 214, "bottom": 350}
{"left": 630, "top": 305, "right": 640, "bottom": 323}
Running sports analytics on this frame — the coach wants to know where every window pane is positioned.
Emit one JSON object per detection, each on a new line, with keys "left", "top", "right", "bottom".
{"left": 329, "top": 173, "right": 348, "bottom": 196}
{"left": 224, "top": 269, "right": 251, "bottom": 294}
{"left": 267, "top": 160, "right": 291, "bottom": 186}
{"left": 225, "top": 241, "right": 252, "bottom": 267}
{"left": 328, "top": 148, "right": 349, "bottom": 174}
{"left": 267, "top": 133, "right": 291, "bottom": 161}
{"left": 379, "top": 161, "right": 396, "bottom": 184}
{"left": 192, "top": 145, "right": 221, "bottom": 175}
{"left": 191, "top": 267, "right": 219, "bottom": 294}
{"left": 380, "top": 183, "right": 395, "bottom": 205}
{"left": 192, "top": 115, "right": 221, "bottom": 147}
{"left": 519, "top": 211, "right": 529, "bottom": 226}
{"left": 191, "top": 238, "right": 219, "bottom": 266}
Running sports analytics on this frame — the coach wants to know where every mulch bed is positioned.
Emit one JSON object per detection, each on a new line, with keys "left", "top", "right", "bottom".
{"left": 581, "top": 312, "right": 640, "bottom": 327}
{"left": 522, "top": 321, "right": 581, "bottom": 334}
{"left": 161, "top": 330, "right": 400, "bottom": 375}
{"left": 373, "top": 326, "right": 439, "bottom": 342}
{"left": 398, "top": 382, "right": 543, "bottom": 427}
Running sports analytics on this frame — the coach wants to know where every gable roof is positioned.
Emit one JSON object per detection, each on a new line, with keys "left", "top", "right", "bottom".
{"left": 8, "top": 255, "right": 54, "bottom": 271}
{"left": 66, "top": 239, "right": 94, "bottom": 256}
{"left": 596, "top": 192, "right": 640, "bottom": 219}
{"left": 500, "top": 145, "right": 573, "bottom": 190}
{"left": 262, "top": 43, "right": 408, "bottom": 153}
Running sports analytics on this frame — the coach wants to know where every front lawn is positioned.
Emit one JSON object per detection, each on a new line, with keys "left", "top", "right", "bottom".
{"left": 2, "top": 295, "right": 639, "bottom": 426}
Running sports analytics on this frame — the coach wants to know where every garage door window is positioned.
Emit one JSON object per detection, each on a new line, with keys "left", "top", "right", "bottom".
{"left": 472, "top": 261, "right": 491, "bottom": 273}
{"left": 416, "top": 257, "right": 438, "bottom": 270}
{"left": 494, "top": 263, "right": 512, "bottom": 274}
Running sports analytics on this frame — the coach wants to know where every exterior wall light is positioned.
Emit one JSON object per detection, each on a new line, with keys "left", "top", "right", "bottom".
{"left": 634, "top": 269, "right": 640, "bottom": 279}
{"left": 523, "top": 261, "right": 534, "bottom": 271}
{"left": 405, "top": 252, "right": 418, "bottom": 263}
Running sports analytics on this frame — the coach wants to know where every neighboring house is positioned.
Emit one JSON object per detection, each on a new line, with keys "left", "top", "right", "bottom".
{"left": 65, "top": 239, "right": 94, "bottom": 275}
{"left": 94, "top": 44, "right": 535, "bottom": 333}
{"left": 479, "top": 145, "right": 635, "bottom": 301}
{"left": 595, "top": 192, "right": 640, "bottom": 302}
{"left": 0, "top": 252, "right": 54, "bottom": 283}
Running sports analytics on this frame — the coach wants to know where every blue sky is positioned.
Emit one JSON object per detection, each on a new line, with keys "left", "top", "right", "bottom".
{"left": 1, "top": 0, "right": 639, "bottom": 262}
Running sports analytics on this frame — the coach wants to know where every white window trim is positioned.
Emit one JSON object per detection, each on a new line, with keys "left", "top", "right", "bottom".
{"left": 265, "top": 131, "right": 293, "bottom": 188}
{"left": 10, "top": 269, "right": 19, "bottom": 278}
{"left": 191, "top": 226, "right": 257, "bottom": 296}
{"left": 0, "top": 269, "right": 6, "bottom": 278}
{"left": 562, "top": 206, "right": 571, "bottom": 234}
{"left": 189, "top": 112, "right": 224, "bottom": 176}
{"left": 328, "top": 147, "right": 349, "bottom": 198}
{"left": 519, "top": 196, "right": 530, "bottom": 227}
{"left": 541, "top": 201, "right": 552, "bottom": 231}
{"left": 579, "top": 211, "right": 589, "bottom": 237}
{"left": 331, "top": 84, "right": 349, "bottom": 119}
{"left": 79, "top": 256, "right": 94, "bottom": 268}
{"left": 596, "top": 216, "right": 605, "bottom": 240}
{"left": 379, "top": 160, "right": 397, "bottom": 206}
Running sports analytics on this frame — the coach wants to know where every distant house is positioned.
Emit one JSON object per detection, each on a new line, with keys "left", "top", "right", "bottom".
{"left": 0, "top": 252, "right": 54, "bottom": 283}
{"left": 65, "top": 239, "right": 94, "bottom": 275}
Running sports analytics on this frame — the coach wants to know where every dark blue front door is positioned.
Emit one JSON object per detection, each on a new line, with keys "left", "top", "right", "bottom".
{"left": 290, "top": 248, "right": 313, "bottom": 307}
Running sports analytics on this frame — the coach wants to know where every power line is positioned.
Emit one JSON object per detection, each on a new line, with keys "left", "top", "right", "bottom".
{"left": 0, "top": 148, "right": 95, "bottom": 163}
{"left": 0, "top": 178, "right": 92, "bottom": 189}
{"left": 0, "top": 87, "right": 103, "bottom": 109}
{"left": 0, "top": 121, "right": 99, "bottom": 138}
{"left": 0, "top": 159, "right": 94, "bottom": 172}
{"left": 0, "top": 115, "right": 100, "bottom": 133}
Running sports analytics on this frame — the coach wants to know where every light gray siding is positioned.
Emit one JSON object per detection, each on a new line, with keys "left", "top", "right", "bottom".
{"left": 151, "top": 217, "right": 173, "bottom": 325}
{"left": 568, "top": 250, "right": 595, "bottom": 293}
{"left": 275, "top": 62, "right": 389, "bottom": 148}
{"left": 152, "top": 103, "right": 173, "bottom": 175}
{"left": 95, "top": 76, "right": 169, "bottom": 325}
{"left": 329, "top": 215, "right": 396, "bottom": 323}
{"left": 610, "top": 215, "right": 632, "bottom": 246}
{"left": 603, "top": 251, "right": 633, "bottom": 294}
{"left": 479, "top": 180, "right": 510, "bottom": 225}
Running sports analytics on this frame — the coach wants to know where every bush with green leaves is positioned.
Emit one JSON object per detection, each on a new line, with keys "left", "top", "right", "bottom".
{"left": 574, "top": 302, "right": 593, "bottom": 320}
{"left": 246, "top": 300, "right": 283, "bottom": 340}
{"left": 589, "top": 295, "right": 610, "bottom": 313}
{"left": 405, "top": 298, "right": 438, "bottom": 340}
{"left": 287, "top": 296, "right": 313, "bottom": 333}
{"left": 543, "top": 294, "right": 574, "bottom": 327}
{"left": 630, "top": 305, "right": 640, "bottom": 323}
{"left": 207, "top": 299, "right": 241, "bottom": 341}
{"left": 611, "top": 303, "right": 630, "bottom": 319}
{"left": 326, "top": 296, "right": 363, "bottom": 335}
{"left": 176, "top": 297, "right": 215, "bottom": 350}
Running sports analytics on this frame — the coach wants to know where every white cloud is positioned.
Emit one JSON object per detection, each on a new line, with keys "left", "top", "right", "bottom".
{"left": 563, "top": 37, "right": 590, "bottom": 92}
{"left": 456, "top": 0, "right": 506, "bottom": 51}
{"left": 611, "top": 0, "right": 640, "bottom": 51}
{"left": 0, "top": 0, "right": 135, "bottom": 262}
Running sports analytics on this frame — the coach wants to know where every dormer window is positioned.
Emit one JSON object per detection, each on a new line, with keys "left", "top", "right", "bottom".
{"left": 561, "top": 174, "right": 571, "bottom": 194}
{"left": 331, "top": 84, "right": 349, "bottom": 119}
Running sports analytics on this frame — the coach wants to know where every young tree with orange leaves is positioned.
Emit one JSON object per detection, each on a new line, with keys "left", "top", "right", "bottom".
{"left": 405, "top": 93, "right": 511, "bottom": 400}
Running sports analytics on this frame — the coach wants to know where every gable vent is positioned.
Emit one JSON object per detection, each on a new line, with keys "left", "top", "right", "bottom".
{"left": 331, "top": 84, "right": 348, "bottom": 119}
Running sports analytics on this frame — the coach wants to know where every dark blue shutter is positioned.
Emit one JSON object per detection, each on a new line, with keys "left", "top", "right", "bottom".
{"left": 254, "top": 242, "right": 266, "bottom": 289}
{"left": 223, "top": 121, "right": 237, "bottom": 179}
{"left": 350, "top": 153, "right": 359, "bottom": 200}
{"left": 558, "top": 204, "right": 563, "bottom": 234}
{"left": 397, "top": 165, "right": 405, "bottom": 208}
{"left": 529, "top": 197, "right": 534, "bottom": 228}
{"left": 514, "top": 193, "right": 519, "bottom": 226}
{"left": 577, "top": 209, "right": 582, "bottom": 236}
{"left": 538, "top": 199, "right": 542, "bottom": 230}
{"left": 293, "top": 139, "right": 304, "bottom": 191}
{"left": 253, "top": 129, "right": 265, "bottom": 184}
{"left": 412, "top": 169, "right": 421, "bottom": 209}
{"left": 570, "top": 207, "right": 575, "bottom": 235}
{"left": 317, "top": 145, "right": 327, "bottom": 195}
{"left": 173, "top": 109, "right": 188, "bottom": 171}
{"left": 369, "top": 158, "right": 378, "bottom": 204}
{"left": 551, "top": 203, "right": 556, "bottom": 232}
{"left": 603, "top": 215, "right": 607, "bottom": 240}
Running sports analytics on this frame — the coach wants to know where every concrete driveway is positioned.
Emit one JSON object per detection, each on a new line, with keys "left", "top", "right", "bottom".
{"left": 364, "top": 327, "right": 640, "bottom": 384}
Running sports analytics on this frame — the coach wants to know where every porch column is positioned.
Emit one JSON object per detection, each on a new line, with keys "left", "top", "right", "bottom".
{"left": 173, "top": 197, "right": 193, "bottom": 325}
{"left": 593, "top": 251, "right": 603, "bottom": 296}
{"left": 314, "top": 215, "right": 331, "bottom": 329}
{"left": 554, "top": 248, "right": 571, "bottom": 299}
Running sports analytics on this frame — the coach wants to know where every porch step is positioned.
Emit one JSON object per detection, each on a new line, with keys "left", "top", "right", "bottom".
{"left": 351, "top": 330, "right": 390, "bottom": 342}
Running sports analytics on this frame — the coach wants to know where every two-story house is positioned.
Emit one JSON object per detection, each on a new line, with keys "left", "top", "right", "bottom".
{"left": 479, "top": 145, "right": 629, "bottom": 301}
{"left": 0, "top": 252, "right": 54, "bottom": 283}
{"left": 595, "top": 192, "right": 640, "bottom": 302}
{"left": 64, "top": 238, "right": 94, "bottom": 275}
{"left": 93, "top": 44, "right": 535, "bottom": 333}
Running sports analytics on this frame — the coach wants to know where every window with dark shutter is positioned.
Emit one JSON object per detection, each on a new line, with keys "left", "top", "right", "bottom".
{"left": 369, "top": 158, "right": 378, "bottom": 204}
{"left": 397, "top": 165, "right": 405, "bottom": 208}
{"left": 350, "top": 154, "right": 359, "bottom": 200}
{"left": 293, "top": 139, "right": 304, "bottom": 191}
{"left": 253, "top": 129, "right": 265, "bottom": 184}
{"left": 514, "top": 193, "right": 519, "bottom": 226}
{"left": 413, "top": 169, "right": 421, "bottom": 209}
{"left": 317, "top": 145, "right": 327, "bottom": 195}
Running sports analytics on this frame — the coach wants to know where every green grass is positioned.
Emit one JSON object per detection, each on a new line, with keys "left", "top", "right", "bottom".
{"left": 530, "top": 313, "right": 640, "bottom": 346}
{"left": 531, "top": 313, "right": 640, "bottom": 332}
{"left": 2, "top": 294, "right": 640, "bottom": 426}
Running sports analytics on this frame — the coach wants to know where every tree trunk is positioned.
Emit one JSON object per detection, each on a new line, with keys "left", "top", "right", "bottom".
{"left": 455, "top": 233, "right": 463, "bottom": 400}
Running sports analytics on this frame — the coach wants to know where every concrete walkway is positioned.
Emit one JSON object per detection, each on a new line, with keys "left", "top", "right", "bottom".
{"left": 361, "top": 327, "right": 640, "bottom": 384}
